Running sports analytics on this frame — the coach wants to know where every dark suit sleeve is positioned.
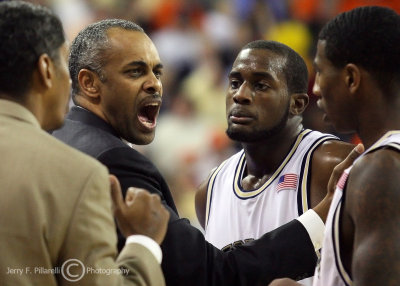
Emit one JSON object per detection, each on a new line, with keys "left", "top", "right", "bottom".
{"left": 99, "top": 147, "right": 317, "bottom": 286}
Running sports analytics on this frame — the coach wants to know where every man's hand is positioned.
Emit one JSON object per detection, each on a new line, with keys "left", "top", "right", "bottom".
{"left": 313, "top": 143, "right": 364, "bottom": 222}
{"left": 327, "top": 143, "right": 364, "bottom": 196}
{"left": 268, "top": 278, "right": 302, "bottom": 285}
{"left": 109, "top": 175, "right": 170, "bottom": 244}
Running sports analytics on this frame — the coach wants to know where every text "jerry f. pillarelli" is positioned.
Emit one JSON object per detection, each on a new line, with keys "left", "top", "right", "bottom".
{"left": 6, "top": 258, "right": 129, "bottom": 282}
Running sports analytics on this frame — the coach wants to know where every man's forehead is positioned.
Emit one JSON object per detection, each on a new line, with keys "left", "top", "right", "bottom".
{"left": 107, "top": 28, "right": 151, "bottom": 49}
{"left": 313, "top": 40, "right": 328, "bottom": 65}
{"left": 105, "top": 29, "right": 161, "bottom": 65}
{"left": 232, "top": 48, "right": 286, "bottom": 75}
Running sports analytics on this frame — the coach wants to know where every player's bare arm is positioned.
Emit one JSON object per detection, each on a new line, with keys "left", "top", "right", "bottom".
{"left": 195, "top": 176, "right": 210, "bottom": 229}
{"left": 309, "top": 140, "right": 354, "bottom": 208}
{"left": 344, "top": 148, "right": 400, "bottom": 286}
{"left": 312, "top": 143, "right": 364, "bottom": 222}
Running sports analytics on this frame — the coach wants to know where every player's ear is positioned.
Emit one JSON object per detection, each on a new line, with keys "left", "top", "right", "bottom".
{"left": 344, "top": 63, "right": 361, "bottom": 95}
{"left": 290, "top": 93, "right": 309, "bottom": 115}
{"left": 77, "top": 69, "right": 102, "bottom": 101}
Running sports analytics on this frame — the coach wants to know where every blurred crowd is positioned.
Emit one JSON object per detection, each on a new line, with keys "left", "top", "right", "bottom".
{"left": 25, "top": 0, "right": 400, "bottom": 228}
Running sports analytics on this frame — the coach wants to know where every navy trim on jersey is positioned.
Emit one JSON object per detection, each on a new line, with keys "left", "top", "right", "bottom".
{"left": 331, "top": 198, "right": 352, "bottom": 286}
{"left": 296, "top": 136, "right": 339, "bottom": 216}
{"left": 205, "top": 161, "right": 228, "bottom": 227}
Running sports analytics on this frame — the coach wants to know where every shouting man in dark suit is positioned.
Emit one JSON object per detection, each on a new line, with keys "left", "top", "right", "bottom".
{"left": 53, "top": 19, "right": 360, "bottom": 286}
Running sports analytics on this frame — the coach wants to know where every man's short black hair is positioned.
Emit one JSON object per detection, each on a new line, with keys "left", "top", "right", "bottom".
{"left": 242, "top": 40, "right": 309, "bottom": 95}
{"left": 0, "top": 1, "right": 65, "bottom": 99}
{"left": 319, "top": 6, "right": 400, "bottom": 92}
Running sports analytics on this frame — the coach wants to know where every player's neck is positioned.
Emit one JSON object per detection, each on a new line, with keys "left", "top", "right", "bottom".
{"left": 243, "top": 125, "right": 302, "bottom": 178}
{"left": 358, "top": 102, "right": 400, "bottom": 149}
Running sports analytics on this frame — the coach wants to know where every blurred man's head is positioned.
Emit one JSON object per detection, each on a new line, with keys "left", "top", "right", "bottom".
{"left": 0, "top": 1, "right": 70, "bottom": 131}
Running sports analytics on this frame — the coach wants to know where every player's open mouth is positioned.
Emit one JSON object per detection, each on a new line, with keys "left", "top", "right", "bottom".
{"left": 138, "top": 101, "right": 161, "bottom": 130}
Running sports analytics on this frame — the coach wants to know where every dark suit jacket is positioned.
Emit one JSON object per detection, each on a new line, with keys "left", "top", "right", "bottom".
{"left": 53, "top": 106, "right": 318, "bottom": 286}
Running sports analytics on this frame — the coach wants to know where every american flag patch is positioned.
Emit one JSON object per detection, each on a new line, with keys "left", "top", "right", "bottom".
{"left": 337, "top": 171, "right": 349, "bottom": 190}
{"left": 276, "top": 174, "right": 298, "bottom": 192}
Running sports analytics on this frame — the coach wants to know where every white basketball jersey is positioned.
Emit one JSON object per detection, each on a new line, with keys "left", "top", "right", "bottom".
{"left": 205, "top": 129, "right": 338, "bottom": 249}
{"left": 313, "top": 131, "right": 400, "bottom": 286}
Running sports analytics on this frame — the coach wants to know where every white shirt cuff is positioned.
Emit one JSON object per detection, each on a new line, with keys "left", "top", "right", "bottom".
{"left": 125, "top": 235, "right": 162, "bottom": 264}
{"left": 296, "top": 209, "right": 325, "bottom": 251}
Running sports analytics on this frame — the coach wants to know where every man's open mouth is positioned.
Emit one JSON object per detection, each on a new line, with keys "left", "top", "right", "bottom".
{"left": 138, "top": 101, "right": 161, "bottom": 129}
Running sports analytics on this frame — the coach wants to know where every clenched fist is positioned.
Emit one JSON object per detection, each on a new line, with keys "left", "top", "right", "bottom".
{"left": 109, "top": 175, "right": 170, "bottom": 244}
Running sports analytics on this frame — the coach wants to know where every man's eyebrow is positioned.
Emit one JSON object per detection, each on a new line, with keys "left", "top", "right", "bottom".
{"left": 126, "top": 60, "right": 146, "bottom": 67}
{"left": 154, "top": 63, "right": 164, "bottom": 70}
{"left": 228, "top": 71, "right": 274, "bottom": 80}
{"left": 252, "top": 71, "right": 274, "bottom": 80}
{"left": 125, "top": 61, "right": 164, "bottom": 70}
{"left": 228, "top": 71, "right": 241, "bottom": 78}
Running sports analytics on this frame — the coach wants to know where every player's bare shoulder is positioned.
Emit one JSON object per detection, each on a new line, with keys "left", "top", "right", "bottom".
{"left": 343, "top": 148, "right": 400, "bottom": 286}
{"left": 308, "top": 140, "right": 354, "bottom": 207}
{"left": 313, "top": 140, "right": 355, "bottom": 167}
{"left": 346, "top": 147, "right": 400, "bottom": 209}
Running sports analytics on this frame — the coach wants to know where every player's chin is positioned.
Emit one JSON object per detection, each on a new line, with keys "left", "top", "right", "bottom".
{"left": 226, "top": 126, "right": 250, "bottom": 142}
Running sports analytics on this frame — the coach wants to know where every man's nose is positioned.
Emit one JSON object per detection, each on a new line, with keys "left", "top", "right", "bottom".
{"left": 144, "top": 73, "right": 162, "bottom": 95}
{"left": 233, "top": 82, "right": 252, "bottom": 104}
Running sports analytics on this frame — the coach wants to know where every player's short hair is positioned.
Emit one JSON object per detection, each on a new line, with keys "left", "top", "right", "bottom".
{"left": 241, "top": 40, "right": 309, "bottom": 95}
{"left": 319, "top": 6, "right": 400, "bottom": 92}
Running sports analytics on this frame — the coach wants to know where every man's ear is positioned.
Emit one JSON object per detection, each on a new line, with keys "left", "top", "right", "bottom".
{"left": 290, "top": 93, "right": 309, "bottom": 115}
{"left": 37, "top": 54, "right": 54, "bottom": 89}
{"left": 344, "top": 63, "right": 361, "bottom": 95}
{"left": 77, "top": 69, "right": 101, "bottom": 100}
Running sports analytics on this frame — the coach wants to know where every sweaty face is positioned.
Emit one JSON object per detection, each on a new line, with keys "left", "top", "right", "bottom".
{"left": 44, "top": 42, "right": 71, "bottom": 131}
{"left": 313, "top": 40, "right": 355, "bottom": 133}
{"left": 226, "top": 48, "right": 290, "bottom": 143}
{"left": 99, "top": 29, "right": 163, "bottom": 145}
